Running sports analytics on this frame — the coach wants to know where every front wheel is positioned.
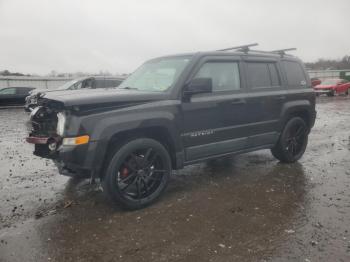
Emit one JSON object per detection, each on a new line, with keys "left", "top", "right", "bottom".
{"left": 271, "top": 117, "right": 309, "bottom": 163}
{"left": 102, "top": 138, "right": 171, "bottom": 210}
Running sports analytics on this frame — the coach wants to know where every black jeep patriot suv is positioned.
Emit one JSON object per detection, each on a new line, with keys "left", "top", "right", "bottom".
{"left": 26, "top": 44, "right": 316, "bottom": 209}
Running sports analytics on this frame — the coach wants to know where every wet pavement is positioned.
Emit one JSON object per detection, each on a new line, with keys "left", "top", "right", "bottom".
{"left": 0, "top": 96, "right": 350, "bottom": 262}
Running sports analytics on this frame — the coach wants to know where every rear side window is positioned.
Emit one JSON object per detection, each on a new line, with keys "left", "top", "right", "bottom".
{"left": 105, "top": 79, "right": 122, "bottom": 87}
{"left": 246, "top": 62, "right": 281, "bottom": 88}
{"left": 283, "top": 61, "right": 306, "bottom": 87}
{"left": 194, "top": 62, "right": 240, "bottom": 92}
{"left": 0, "top": 88, "right": 16, "bottom": 94}
{"left": 268, "top": 64, "right": 280, "bottom": 86}
{"left": 17, "top": 87, "right": 31, "bottom": 95}
{"left": 94, "top": 79, "right": 105, "bottom": 89}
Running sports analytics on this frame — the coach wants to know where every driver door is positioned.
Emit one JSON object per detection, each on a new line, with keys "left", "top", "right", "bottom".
{"left": 181, "top": 57, "right": 250, "bottom": 162}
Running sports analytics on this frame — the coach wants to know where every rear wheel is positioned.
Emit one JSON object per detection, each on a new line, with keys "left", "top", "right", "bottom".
{"left": 271, "top": 117, "right": 308, "bottom": 163}
{"left": 345, "top": 89, "right": 349, "bottom": 96}
{"left": 102, "top": 138, "right": 171, "bottom": 210}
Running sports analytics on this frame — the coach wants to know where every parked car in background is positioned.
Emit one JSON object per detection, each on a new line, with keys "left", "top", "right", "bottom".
{"left": 313, "top": 78, "right": 350, "bottom": 96}
{"left": 25, "top": 76, "right": 125, "bottom": 111}
{"left": 0, "top": 87, "right": 35, "bottom": 106}
{"left": 311, "top": 77, "right": 321, "bottom": 87}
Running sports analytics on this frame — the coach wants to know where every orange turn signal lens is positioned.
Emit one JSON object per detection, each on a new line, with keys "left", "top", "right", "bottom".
{"left": 62, "top": 135, "right": 90, "bottom": 146}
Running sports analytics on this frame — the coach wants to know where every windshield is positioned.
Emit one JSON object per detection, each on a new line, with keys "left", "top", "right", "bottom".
{"left": 118, "top": 56, "right": 192, "bottom": 92}
{"left": 321, "top": 79, "right": 340, "bottom": 85}
{"left": 56, "top": 79, "right": 82, "bottom": 90}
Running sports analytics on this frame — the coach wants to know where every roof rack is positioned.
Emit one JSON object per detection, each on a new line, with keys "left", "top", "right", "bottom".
{"left": 271, "top": 48, "right": 297, "bottom": 56}
{"left": 217, "top": 44, "right": 297, "bottom": 57}
{"left": 217, "top": 43, "right": 258, "bottom": 53}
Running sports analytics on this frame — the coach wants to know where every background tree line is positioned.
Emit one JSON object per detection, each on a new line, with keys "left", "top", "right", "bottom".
{"left": 305, "top": 55, "right": 350, "bottom": 70}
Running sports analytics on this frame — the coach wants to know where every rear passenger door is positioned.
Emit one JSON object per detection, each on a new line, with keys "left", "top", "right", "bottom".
{"left": 242, "top": 58, "right": 286, "bottom": 148}
{"left": 181, "top": 56, "right": 251, "bottom": 161}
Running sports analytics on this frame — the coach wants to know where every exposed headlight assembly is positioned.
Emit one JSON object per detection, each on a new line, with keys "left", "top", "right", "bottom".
{"left": 56, "top": 112, "right": 66, "bottom": 136}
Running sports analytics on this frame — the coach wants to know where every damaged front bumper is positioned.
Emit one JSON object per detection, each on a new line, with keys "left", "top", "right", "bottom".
{"left": 26, "top": 103, "right": 95, "bottom": 178}
{"left": 27, "top": 135, "right": 95, "bottom": 178}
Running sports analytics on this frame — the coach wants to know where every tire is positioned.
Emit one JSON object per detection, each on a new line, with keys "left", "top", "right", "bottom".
{"left": 271, "top": 117, "right": 308, "bottom": 163}
{"left": 102, "top": 138, "right": 171, "bottom": 210}
{"left": 345, "top": 89, "right": 349, "bottom": 96}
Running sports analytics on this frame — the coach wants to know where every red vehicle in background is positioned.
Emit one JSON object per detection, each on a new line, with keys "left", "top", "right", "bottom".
{"left": 314, "top": 78, "right": 350, "bottom": 96}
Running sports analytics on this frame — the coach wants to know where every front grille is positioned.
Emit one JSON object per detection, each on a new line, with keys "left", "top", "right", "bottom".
{"left": 29, "top": 107, "right": 58, "bottom": 137}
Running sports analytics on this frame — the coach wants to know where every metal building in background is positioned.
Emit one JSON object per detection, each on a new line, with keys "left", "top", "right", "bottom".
{"left": 0, "top": 76, "right": 72, "bottom": 90}
{"left": 308, "top": 69, "right": 350, "bottom": 80}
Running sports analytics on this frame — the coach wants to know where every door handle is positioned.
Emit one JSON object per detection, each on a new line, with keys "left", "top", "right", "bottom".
{"left": 230, "top": 99, "right": 246, "bottom": 105}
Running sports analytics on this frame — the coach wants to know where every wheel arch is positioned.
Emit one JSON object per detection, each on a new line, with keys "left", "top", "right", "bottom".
{"left": 280, "top": 100, "right": 314, "bottom": 130}
{"left": 92, "top": 120, "right": 184, "bottom": 178}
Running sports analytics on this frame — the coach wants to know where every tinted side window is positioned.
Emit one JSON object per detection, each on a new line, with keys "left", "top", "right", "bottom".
{"left": 194, "top": 62, "right": 240, "bottom": 92}
{"left": 246, "top": 62, "right": 271, "bottom": 88}
{"left": 283, "top": 61, "right": 306, "bottom": 87}
{"left": 0, "top": 88, "right": 16, "bottom": 95}
{"left": 268, "top": 63, "right": 280, "bottom": 86}
{"left": 105, "top": 79, "right": 122, "bottom": 87}
{"left": 17, "top": 87, "right": 31, "bottom": 95}
{"left": 84, "top": 79, "right": 94, "bottom": 89}
{"left": 94, "top": 79, "right": 105, "bottom": 89}
{"left": 246, "top": 62, "right": 281, "bottom": 88}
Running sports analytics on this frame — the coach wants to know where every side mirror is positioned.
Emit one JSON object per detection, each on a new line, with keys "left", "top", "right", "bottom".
{"left": 184, "top": 78, "right": 212, "bottom": 97}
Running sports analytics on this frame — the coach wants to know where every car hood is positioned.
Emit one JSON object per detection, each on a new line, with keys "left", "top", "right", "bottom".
{"left": 42, "top": 88, "right": 170, "bottom": 108}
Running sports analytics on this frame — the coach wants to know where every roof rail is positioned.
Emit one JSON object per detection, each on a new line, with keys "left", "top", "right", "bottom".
{"left": 271, "top": 48, "right": 297, "bottom": 56}
{"left": 217, "top": 43, "right": 259, "bottom": 53}
{"left": 216, "top": 44, "right": 297, "bottom": 57}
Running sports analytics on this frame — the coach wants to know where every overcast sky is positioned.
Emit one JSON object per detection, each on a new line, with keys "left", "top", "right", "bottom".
{"left": 0, "top": 0, "right": 349, "bottom": 75}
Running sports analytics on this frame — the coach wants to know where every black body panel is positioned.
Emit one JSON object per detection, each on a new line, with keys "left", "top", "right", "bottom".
{"left": 26, "top": 50, "right": 316, "bottom": 178}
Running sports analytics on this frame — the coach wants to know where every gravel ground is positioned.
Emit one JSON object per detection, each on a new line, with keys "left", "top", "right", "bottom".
{"left": 0, "top": 96, "right": 349, "bottom": 262}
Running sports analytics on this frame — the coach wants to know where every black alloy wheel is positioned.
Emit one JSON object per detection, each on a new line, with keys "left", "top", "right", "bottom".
{"left": 102, "top": 138, "right": 171, "bottom": 209}
{"left": 271, "top": 117, "right": 308, "bottom": 163}
{"left": 283, "top": 121, "right": 307, "bottom": 157}
{"left": 117, "top": 148, "right": 167, "bottom": 200}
